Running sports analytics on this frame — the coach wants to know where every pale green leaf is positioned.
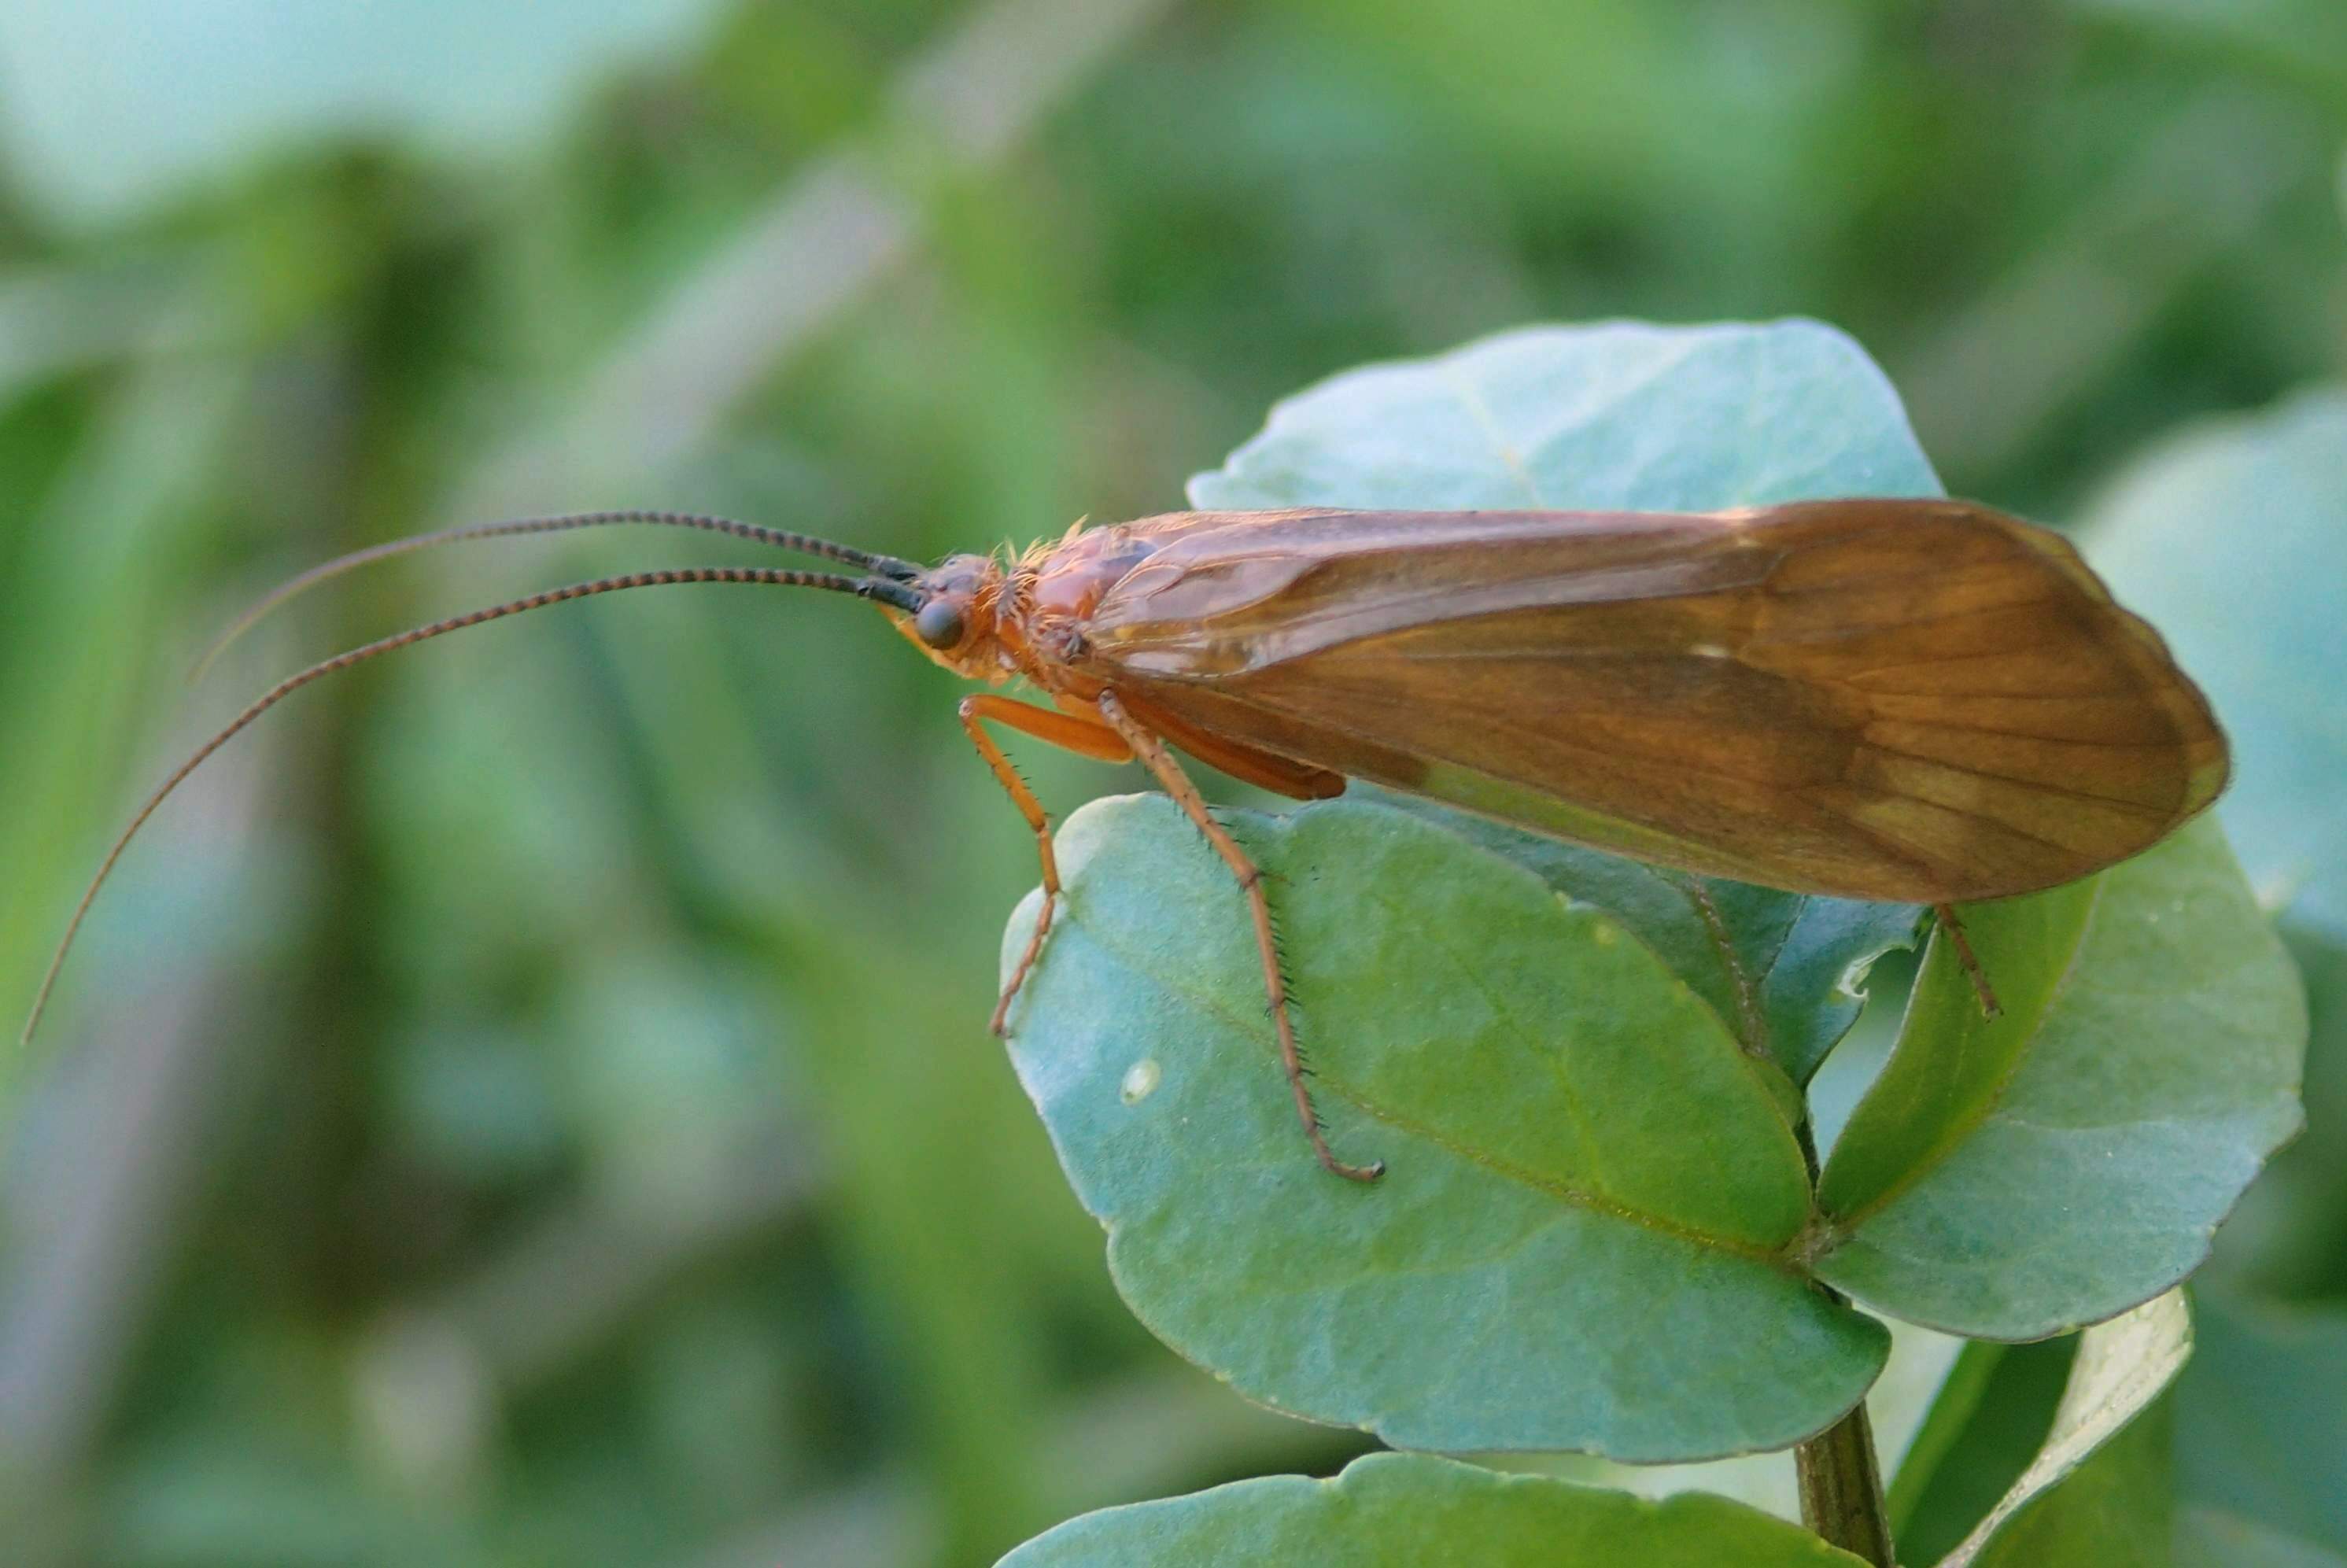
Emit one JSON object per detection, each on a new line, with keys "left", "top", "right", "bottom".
{"left": 0, "top": 0, "right": 723, "bottom": 224}
{"left": 2080, "top": 387, "right": 2347, "bottom": 944}
{"left": 996, "top": 1452, "right": 1868, "bottom": 1566}
{"left": 2175, "top": 1508, "right": 2347, "bottom": 1568}
{"left": 1190, "top": 318, "right": 1941, "bottom": 513}
{"left": 1002, "top": 795, "right": 1885, "bottom": 1459}
{"left": 1815, "top": 821, "right": 2305, "bottom": 1338}
{"left": 2175, "top": 1293, "right": 2347, "bottom": 1555}
{"left": 1367, "top": 801, "right": 1921, "bottom": 1088}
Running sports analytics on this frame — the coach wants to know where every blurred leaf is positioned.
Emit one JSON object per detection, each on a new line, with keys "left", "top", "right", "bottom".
{"left": 1190, "top": 319, "right": 1941, "bottom": 1085}
{"left": 2176, "top": 1507, "right": 2347, "bottom": 1567}
{"left": 1940, "top": 1289, "right": 2190, "bottom": 1566}
{"left": 995, "top": 1452, "right": 1867, "bottom": 1566}
{"left": 1885, "top": 1339, "right": 2008, "bottom": 1531}
{"left": 1815, "top": 818, "right": 2305, "bottom": 1338}
{"left": 1893, "top": 89, "right": 2319, "bottom": 485}
{"left": 94, "top": 1435, "right": 423, "bottom": 1566}
{"left": 2081, "top": 388, "right": 2347, "bottom": 946}
{"left": 2072, "top": 0, "right": 2347, "bottom": 102}
{"left": 777, "top": 912, "right": 1073, "bottom": 1564}
{"left": 0, "top": 363, "right": 251, "bottom": 1095}
{"left": 2175, "top": 1293, "right": 2347, "bottom": 1555}
{"left": 0, "top": 0, "right": 727, "bottom": 225}
{"left": 1003, "top": 795, "right": 1885, "bottom": 1459}
{"left": 0, "top": 257, "right": 223, "bottom": 400}
{"left": 2198, "top": 910, "right": 2347, "bottom": 1302}
{"left": 2081, "top": 391, "right": 2347, "bottom": 1304}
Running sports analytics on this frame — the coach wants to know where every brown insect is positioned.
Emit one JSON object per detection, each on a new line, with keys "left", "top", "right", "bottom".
{"left": 23, "top": 500, "right": 2227, "bottom": 1181}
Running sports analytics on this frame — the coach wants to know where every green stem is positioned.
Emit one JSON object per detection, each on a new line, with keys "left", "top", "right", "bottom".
{"left": 1792, "top": 1118, "right": 1896, "bottom": 1565}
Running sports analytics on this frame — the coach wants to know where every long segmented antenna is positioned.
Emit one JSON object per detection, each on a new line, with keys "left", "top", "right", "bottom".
{"left": 190, "top": 511, "right": 923, "bottom": 683}
{"left": 20, "top": 564, "right": 924, "bottom": 1055}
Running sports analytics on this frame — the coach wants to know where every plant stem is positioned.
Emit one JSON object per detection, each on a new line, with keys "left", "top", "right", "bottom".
{"left": 1795, "top": 1393, "right": 1896, "bottom": 1565}
{"left": 1792, "top": 1119, "right": 1896, "bottom": 1565}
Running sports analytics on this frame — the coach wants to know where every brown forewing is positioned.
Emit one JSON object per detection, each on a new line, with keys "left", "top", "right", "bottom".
{"left": 1071, "top": 502, "right": 2227, "bottom": 902}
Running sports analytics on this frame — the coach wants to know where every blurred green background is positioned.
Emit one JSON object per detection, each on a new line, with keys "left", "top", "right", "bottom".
{"left": 2, "top": 2, "right": 2343, "bottom": 1565}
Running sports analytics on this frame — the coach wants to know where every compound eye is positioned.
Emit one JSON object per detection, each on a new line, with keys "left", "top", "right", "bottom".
{"left": 913, "top": 598, "right": 966, "bottom": 650}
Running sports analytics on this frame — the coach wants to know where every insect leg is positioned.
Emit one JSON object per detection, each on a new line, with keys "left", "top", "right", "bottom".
{"left": 957, "top": 694, "right": 1132, "bottom": 1034}
{"left": 1094, "top": 691, "right": 1384, "bottom": 1183}
{"left": 1932, "top": 902, "right": 2002, "bottom": 1019}
{"left": 1112, "top": 690, "right": 1345, "bottom": 800}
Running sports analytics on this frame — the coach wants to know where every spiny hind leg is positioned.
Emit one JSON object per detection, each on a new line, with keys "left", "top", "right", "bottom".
{"left": 1933, "top": 902, "right": 2002, "bottom": 1019}
{"left": 958, "top": 695, "right": 1131, "bottom": 1034}
{"left": 1094, "top": 691, "right": 1382, "bottom": 1182}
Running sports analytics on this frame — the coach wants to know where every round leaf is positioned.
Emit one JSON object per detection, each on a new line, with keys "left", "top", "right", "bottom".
{"left": 995, "top": 1452, "right": 1869, "bottom": 1566}
{"left": 1003, "top": 795, "right": 1887, "bottom": 1459}
{"left": 2079, "top": 387, "right": 2347, "bottom": 945}
{"left": 1814, "top": 820, "right": 2305, "bottom": 1338}
{"left": 1002, "top": 321, "right": 1981, "bottom": 1459}
{"left": 1190, "top": 319, "right": 1941, "bottom": 513}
